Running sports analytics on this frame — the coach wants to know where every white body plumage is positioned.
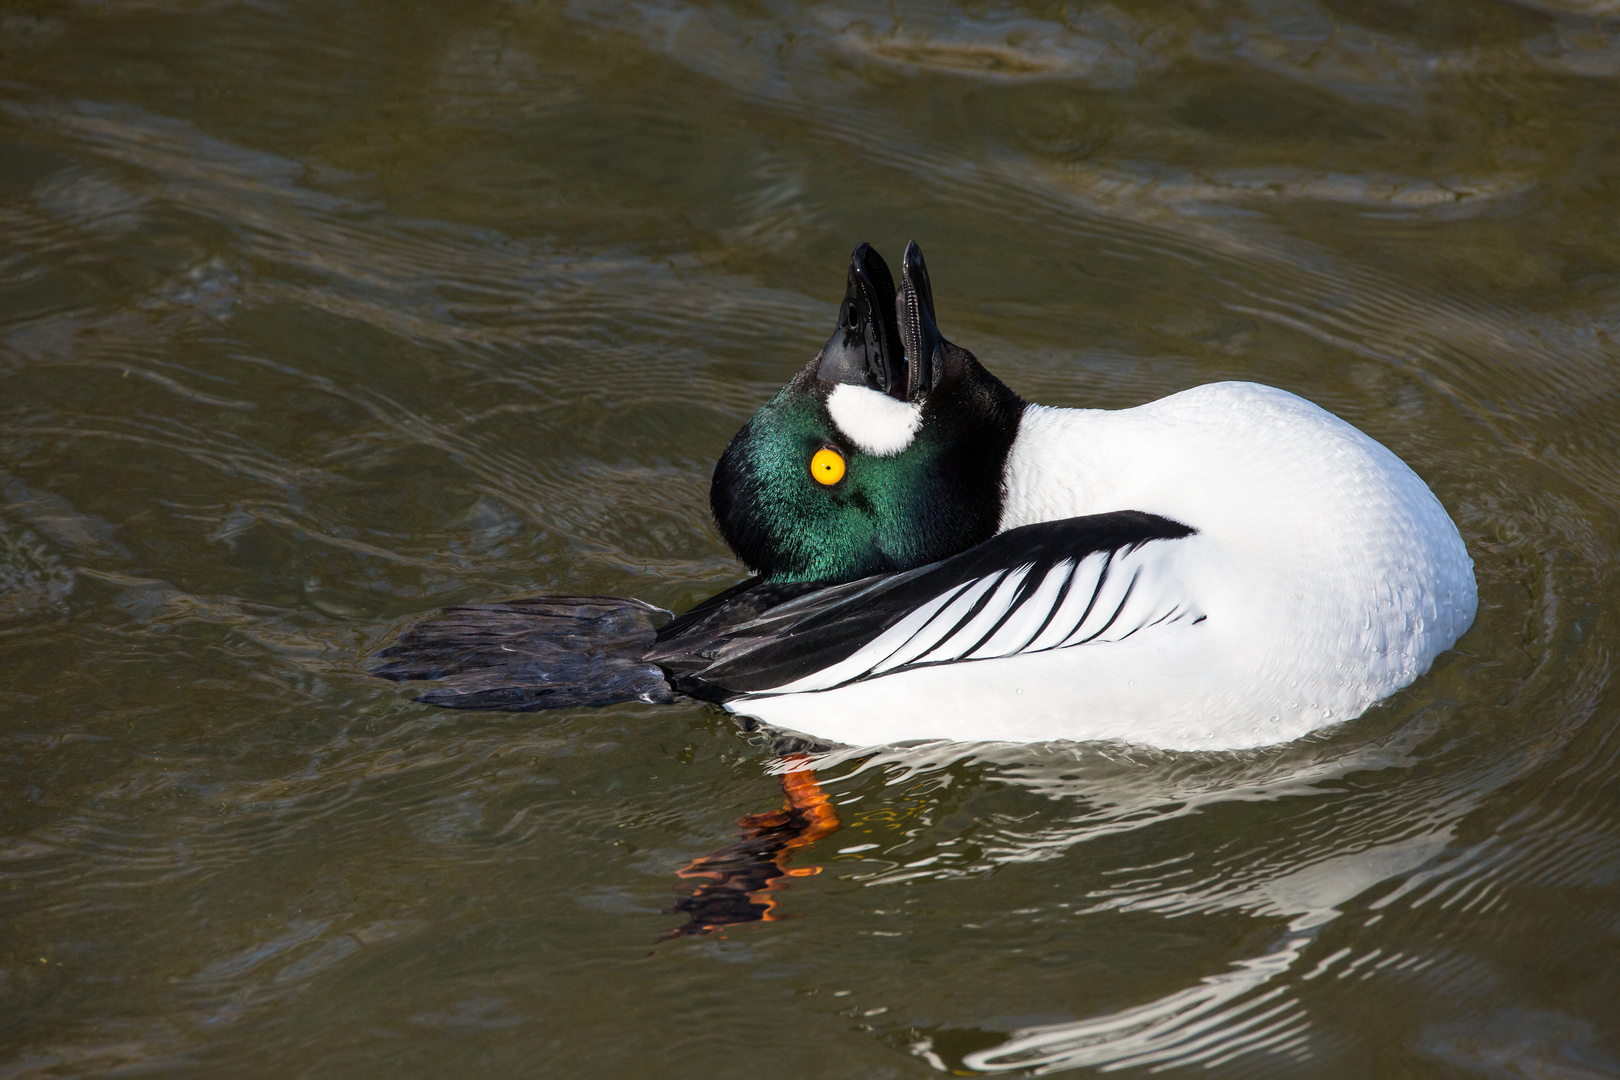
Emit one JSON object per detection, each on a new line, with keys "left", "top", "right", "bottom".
{"left": 727, "top": 383, "right": 1477, "bottom": 751}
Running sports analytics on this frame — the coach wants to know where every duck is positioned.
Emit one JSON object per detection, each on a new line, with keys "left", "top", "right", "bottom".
{"left": 373, "top": 241, "right": 1477, "bottom": 752}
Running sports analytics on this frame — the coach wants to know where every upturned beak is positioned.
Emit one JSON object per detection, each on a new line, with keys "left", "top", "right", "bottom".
{"left": 814, "top": 242, "right": 907, "bottom": 400}
{"left": 897, "top": 241, "right": 942, "bottom": 401}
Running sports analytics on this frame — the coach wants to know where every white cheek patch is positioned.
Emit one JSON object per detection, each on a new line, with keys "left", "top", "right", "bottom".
{"left": 826, "top": 384, "right": 923, "bottom": 457}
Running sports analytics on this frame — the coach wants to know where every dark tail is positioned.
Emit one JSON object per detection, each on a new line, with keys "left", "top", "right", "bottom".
{"left": 370, "top": 596, "right": 683, "bottom": 711}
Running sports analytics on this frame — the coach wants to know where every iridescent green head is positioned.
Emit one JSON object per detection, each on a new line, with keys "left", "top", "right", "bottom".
{"left": 711, "top": 243, "right": 1024, "bottom": 584}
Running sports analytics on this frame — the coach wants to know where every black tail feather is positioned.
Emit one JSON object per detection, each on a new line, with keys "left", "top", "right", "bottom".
{"left": 371, "top": 596, "right": 683, "bottom": 711}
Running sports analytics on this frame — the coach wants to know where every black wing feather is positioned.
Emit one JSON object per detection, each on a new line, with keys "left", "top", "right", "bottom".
{"left": 647, "top": 511, "right": 1193, "bottom": 701}
{"left": 370, "top": 513, "right": 1194, "bottom": 714}
{"left": 371, "top": 596, "right": 680, "bottom": 711}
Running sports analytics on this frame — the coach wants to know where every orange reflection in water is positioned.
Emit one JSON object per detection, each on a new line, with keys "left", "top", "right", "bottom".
{"left": 660, "top": 758, "right": 840, "bottom": 940}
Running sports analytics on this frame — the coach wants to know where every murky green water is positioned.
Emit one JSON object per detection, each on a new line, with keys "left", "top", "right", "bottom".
{"left": 5, "top": 1, "right": 1620, "bottom": 1075}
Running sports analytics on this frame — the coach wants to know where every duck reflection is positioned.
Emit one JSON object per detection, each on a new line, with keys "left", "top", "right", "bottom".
{"left": 655, "top": 727, "right": 1517, "bottom": 1071}
{"left": 709, "top": 734, "right": 1483, "bottom": 1074}
{"left": 660, "top": 757, "right": 840, "bottom": 940}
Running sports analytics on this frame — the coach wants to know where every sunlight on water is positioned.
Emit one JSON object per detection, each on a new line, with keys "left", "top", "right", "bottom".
{"left": 3, "top": 1, "right": 1620, "bottom": 1077}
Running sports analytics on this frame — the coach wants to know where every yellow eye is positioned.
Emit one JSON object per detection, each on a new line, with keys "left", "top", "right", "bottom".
{"left": 810, "top": 446, "right": 846, "bottom": 486}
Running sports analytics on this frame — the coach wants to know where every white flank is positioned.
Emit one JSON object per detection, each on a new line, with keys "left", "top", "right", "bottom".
{"left": 826, "top": 383, "right": 923, "bottom": 457}
{"left": 724, "top": 381, "right": 1478, "bottom": 752}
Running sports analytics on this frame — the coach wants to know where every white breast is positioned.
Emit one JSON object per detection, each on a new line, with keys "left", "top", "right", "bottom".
{"left": 731, "top": 382, "right": 1477, "bottom": 751}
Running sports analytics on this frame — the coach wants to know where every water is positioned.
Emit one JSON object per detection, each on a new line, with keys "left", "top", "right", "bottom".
{"left": 4, "top": 1, "right": 1620, "bottom": 1075}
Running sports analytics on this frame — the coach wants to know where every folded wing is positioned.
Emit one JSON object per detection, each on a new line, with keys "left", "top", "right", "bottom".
{"left": 649, "top": 511, "right": 1199, "bottom": 702}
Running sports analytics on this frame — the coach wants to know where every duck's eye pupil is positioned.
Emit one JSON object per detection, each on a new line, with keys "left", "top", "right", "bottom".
{"left": 810, "top": 447, "right": 846, "bottom": 486}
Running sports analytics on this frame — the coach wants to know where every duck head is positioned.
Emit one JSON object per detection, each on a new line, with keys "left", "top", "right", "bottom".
{"left": 711, "top": 242, "right": 1025, "bottom": 584}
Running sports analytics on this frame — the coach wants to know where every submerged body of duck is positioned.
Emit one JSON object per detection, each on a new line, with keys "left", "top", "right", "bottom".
{"left": 374, "top": 243, "right": 1476, "bottom": 752}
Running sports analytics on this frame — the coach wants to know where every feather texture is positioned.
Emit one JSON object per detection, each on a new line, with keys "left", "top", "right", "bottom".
{"left": 646, "top": 511, "right": 1195, "bottom": 699}
{"left": 371, "top": 597, "right": 679, "bottom": 711}
{"left": 371, "top": 381, "right": 1477, "bottom": 752}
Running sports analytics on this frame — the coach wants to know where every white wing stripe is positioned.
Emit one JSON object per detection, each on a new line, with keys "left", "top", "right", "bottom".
{"left": 968, "top": 560, "right": 1075, "bottom": 660}
{"left": 1023, "top": 551, "right": 1110, "bottom": 653}
{"left": 919, "top": 565, "right": 1035, "bottom": 664}
{"left": 759, "top": 580, "right": 972, "bottom": 694}
{"left": 1061, "top": 565, "right": 1140, "bottom": 648}
{"left": 870, "top": 571, "right": 1006, "bottom": 675}
{"left": 745, "top": 535, "right": 1203, "bottom": 698}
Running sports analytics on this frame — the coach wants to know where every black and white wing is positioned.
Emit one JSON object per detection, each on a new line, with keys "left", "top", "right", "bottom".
{"left": 648, "top": 511, "right": 1201, "bottom": 702}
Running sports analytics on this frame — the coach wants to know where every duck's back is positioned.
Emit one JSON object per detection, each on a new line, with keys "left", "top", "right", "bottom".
{"left": 735, "top": 383, "right": 1476, "bottom": 750}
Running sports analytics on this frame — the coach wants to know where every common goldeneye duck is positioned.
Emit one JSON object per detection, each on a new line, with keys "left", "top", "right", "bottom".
{"left": 374, "top": 242, "right": 1478, "bottom": 752}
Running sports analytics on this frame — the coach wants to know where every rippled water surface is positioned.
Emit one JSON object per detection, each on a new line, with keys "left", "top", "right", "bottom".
{"left": 5, "top": 1, "right": 1620, "bottom": 1076}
